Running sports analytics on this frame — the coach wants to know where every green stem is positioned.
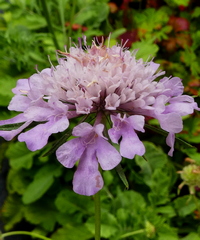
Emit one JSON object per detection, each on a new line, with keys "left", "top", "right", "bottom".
{"left": 66, "top": 0, "right": 77, "bottom": 50}
{"left": 1, "top": 231, "right": 52, "bottom": 240}
{"left": 94, "top": 191, "right": 101, "bottom": 240}
{"left": 58, "top": 0, "right": 67, "bottom": 45}
{"left": 41, "top": 0, "right": 60, "bottom": 50}
{"left": 119, "top": 229, "right": 145, "bottom": 239}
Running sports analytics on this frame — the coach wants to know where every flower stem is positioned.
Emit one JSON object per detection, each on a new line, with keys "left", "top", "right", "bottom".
{"left": 66, "top": 0, "right": 77, "bottom": 50}
{"left": 1, "top": 231, "right": 52, "bottom": 240}
{"left": 41, "top": 0, "right": 60, "bottom": 50}
{"left": 94, "top": 190, "right": 101, "bottom": 240}
{"left": 119, "top": 229, "right": 145, "bottom": 238}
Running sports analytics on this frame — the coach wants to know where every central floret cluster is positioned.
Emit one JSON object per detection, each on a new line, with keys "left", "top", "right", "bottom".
{"left": 0, "top": 37, "right": 199, "bottom": 195}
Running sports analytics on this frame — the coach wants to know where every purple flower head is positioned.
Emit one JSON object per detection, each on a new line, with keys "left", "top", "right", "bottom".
{"left": 0, "top": 36, "right": 199, "bottom": 195}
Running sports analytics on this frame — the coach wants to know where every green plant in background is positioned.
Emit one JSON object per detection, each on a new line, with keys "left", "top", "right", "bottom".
{"left": 0, "top": 0, "right": 200, "bottom": 240}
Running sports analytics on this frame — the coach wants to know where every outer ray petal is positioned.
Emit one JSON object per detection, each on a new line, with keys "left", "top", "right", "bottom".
{"left": 96, "top": 137, "right": 121, "bottom": 170}
{"left": 56, "top": 138, "right": 85, "bottom": 168}
{"left": 73, "top": 148, "right": 104, "bottom": 196}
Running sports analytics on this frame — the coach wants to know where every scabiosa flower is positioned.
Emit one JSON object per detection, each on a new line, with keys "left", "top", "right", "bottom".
{"left": 0, "top": 37, "right": 199, "bottom": 195}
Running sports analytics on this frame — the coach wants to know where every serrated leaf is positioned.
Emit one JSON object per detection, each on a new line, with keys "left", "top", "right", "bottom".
{"left": 24, "top": 201, "right": 58, "bottom": 231}
{"left": 1, "top": 195, "right": 25, "bottom": 231}
{"left": 55, "top": 189, "right": 93, "bottom": 215}
{"left": 113, "top": 190, "right": 146, "bottom": 212}
{"left": 7, "top": 169, "right": 29, "bottom": 194}
{"left": 135, "top": 141, "right": 168, "bottom": 173}
{"left": 131, "top": 39, "right": 159, "bottom": 61}
{"left": 51, "top": 224, "right": 93, "bottom": 240}
{"left": 5, "top": 142, "right": 37, "bottom": 169}
{"left": 22, "top": 164, "right": 62, "bottom": 204}
{"left": 173, "top": 195, "right": 198, "bottom": 217}
{"left": 148, "top": 168, "right": 172, "bottom": 205}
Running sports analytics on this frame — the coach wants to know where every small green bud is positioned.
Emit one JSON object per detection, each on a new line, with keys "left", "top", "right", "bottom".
{"left": 145, "top": 220, "right": 156, "bottom": 238}
{"left": 180, "top": 164, "right": 200, "bottom": 187}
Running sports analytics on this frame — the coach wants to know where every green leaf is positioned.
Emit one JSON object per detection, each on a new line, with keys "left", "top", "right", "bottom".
{"left": 156, "top": 205, "right": 176, "bottom": 218}
{"left": 173, "top": 195, "right": 198, "bottom": 217}
{"left": 192, "top": 7, "right": 200, "bottom": 18}
{"left": 182, "top": 148, "right": 200, "bottom": 165}
{"left": 5, "top": 142, "right": 38, "bottom": 169}
{"left": 164, "top": 0, "right": 189, "bottom": 7}
{"left": 108, "top": 28, "right": 126, "bottom": 40}
{"left": 24, "top": 201, "right": 58, "bottom": 231}
{"left": 55, "top": 189, "right": 93, "bottom": 215}
{"left": 131, "top": 39, "right": 159, "bottom": 61}
{"left": 181, "top": 232, "right": 200, "bottom": 240}
{"left": 102, "top": 170, "right": 114, "bottom": 187}
{"left": 158, "top": 223, "right": 178, "bottom": 240}
{"left": 135, "top": 142, "right": 168, "bottom": 176}
{"left": 74, "top": 2, "right": 109, "bottom": 28}
{"left": 7, "top": 169, "right": 29, "bottom": 194}
{"left": 85, "top": 211, "right": 119, "bottom": 238}
{"left": 12, "top": 12, "right": 47, "bottom": 30}
{"left": 1, "top": 195, "right": 25, "bottom": 231}
{"left": 51, "top": 224, "right": 93, "bottom": 240}
{"left": 148, "top": 168, "right": 172, "bottom": 205}
{"left": 171, "top": 0, "right": 190, "bottom": 6}
{"left": 0, "top": 75, "right": 16, "bottom": 106}
{"left": 0, "top": 109, "right": 17, "bottom": 120}
{"left": 113, "top": 190, "right": 146, "bottom": 213}
{"left": 22, "top": 164, "right": 62, "bottom": 204}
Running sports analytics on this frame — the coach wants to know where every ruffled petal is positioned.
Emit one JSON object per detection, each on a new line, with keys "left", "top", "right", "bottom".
{"left": 24, "top": 106, "right": 53, "bottom": 121}
{"left": 157, "top": 112, "right": 183, "bottom": 133}
{"left": 49, "top": 116, "right": 69, "bottom": 133}
{"left": 160, "top": 77, "right": 183, "bottom": 96}
{"left": 0, "top": 121, "right": 31, "bottom": 141}
{"left": 165, "top": 102, "right": 197, "bottom": 116}
{"left": 72, "top": 122, "right": 93, "bottom": 137}
{"left": 0, "top": 114, "right": 27, "bottom": 126}
{"left": 120, "top": 127, "right": 145, "bottom": 159}
{"left": 56, "top": 138, "right": 85, "bottom": 168}
{"left": 108, "top": 114, "right": 123, "bottom": 143}
{"left": 8, "top": 95, "right": 31, "bottom": 111}
{"left": 94, "top": 124, "right": 106, "bottom": 139}
{"left": 108, "top": 127, "right": 121, "bottom": 144}
{"left": 96, "top": 137, "right": 121, "bottom": 170}
{"left": 73, "top": 148, "right": 103, "bottom": 196}
{"left": 18, "top": 122, "right": 51, "bottom": 151}
{"left": 75, "top": 98, "right": 93, "bottom": 114}
{"left": 105, "top": 93, "right": 120, "bottom": 110}
{"left": 18, "top": 116, "right": 69, "bottom": 151}
{"left": 12, "top": 79, "right": 30, "bottom": 94}
{"left": 127, "top": 115, "right": 145, "bottom": 132}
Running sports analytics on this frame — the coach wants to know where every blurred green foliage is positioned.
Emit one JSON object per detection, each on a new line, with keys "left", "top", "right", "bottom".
{"left": 0, "top": 0, "right": 200, "bottom": 239}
